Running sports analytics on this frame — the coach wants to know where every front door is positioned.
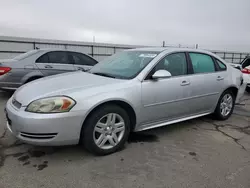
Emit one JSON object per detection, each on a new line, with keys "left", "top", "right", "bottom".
{"left": 140, "top": 52, "right": 191, "bottom": 127}
{"left": 36, "top": 51, "right": 75, "bottom": 76}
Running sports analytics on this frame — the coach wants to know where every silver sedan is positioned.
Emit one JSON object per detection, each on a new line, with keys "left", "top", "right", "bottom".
{"left": 0, "top": 49, "right": 98, "bottom": 90}
{"left": 5, "top": 48, "right": 245, "bottom": 155}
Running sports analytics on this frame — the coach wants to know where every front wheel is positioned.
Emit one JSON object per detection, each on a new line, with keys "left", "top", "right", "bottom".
{"left": 213, "top": 90, "right": 235, "bottom": 120}
{"left": 81, "top": 105, "right": 130, "bottom": 155}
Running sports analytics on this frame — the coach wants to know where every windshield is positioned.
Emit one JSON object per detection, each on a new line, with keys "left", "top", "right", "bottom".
{"left": 13, "top": 50, "right": 38, "bottom": 60}
{"left": 90, "top": 51, "right": 160, "bottom": 79}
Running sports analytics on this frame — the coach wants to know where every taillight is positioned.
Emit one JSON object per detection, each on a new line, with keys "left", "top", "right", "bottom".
{"left": 0, "top": 67, "right": 11, "bottom": 76}
{"left": 242, "top": 68, "right": 250, "bottom": 74}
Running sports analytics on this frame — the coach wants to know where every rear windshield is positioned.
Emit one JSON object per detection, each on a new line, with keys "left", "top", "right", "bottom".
{"left": 13, "top": 50, "right": 38, "bottom": 60}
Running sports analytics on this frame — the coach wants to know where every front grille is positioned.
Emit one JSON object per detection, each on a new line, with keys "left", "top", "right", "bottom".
{"left": 12, "top": 98, "right": 22, "bottom": 109}
{"left": 20, "top": 132, "right": 57, "bottom": 139}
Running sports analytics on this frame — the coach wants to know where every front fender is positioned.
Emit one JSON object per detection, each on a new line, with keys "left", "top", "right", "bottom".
{"left": 71, "top": 85, "right": 142, "bottom": 127}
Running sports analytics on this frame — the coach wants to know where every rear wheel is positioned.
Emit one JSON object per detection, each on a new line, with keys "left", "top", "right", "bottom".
{"left": 81, "top": 105, "right": 130, "bottom": 155}
{"left": 213, "top": 90, "right": 235, "bottom": 120}
{"left": 246, "top": 86, "right": 250, "bottom": 93}
{"left": 25, "top": 76, "right": 43, "bottom": 84}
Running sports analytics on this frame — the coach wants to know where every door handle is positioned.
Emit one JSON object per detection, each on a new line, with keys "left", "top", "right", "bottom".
{"left": 180, "top": 80, "right": 190, "bottom": 86}
{"left": 217, "top": 76, "right": 224, "bottom": 81}
{"left": 44, "top": 65, "right": 53, "bottom": 69}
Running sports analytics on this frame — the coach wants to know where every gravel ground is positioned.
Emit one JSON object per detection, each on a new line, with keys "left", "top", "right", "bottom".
{"left": 0, "top": 91, "right": 250, "bottom": 188}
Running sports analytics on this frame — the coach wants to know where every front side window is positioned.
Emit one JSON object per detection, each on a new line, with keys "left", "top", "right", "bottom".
{"left": 153, "top": 53, "right": 187, "bottom": 77}
{"left": 90, "top": 51, "right": 160, "bottom": 79}
{"left": 47, "top": 51, "right": 69, "bottom": 64}
{"left": 189, "top": 53, "right": 215, "bottom": 74}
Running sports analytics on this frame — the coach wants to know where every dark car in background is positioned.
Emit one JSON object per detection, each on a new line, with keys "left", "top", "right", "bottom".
{"left": 0, "top": 49, "right": 98, "bottom": 90}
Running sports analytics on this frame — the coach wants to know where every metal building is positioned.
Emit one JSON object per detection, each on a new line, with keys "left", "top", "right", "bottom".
{"left": 0, "top": 36, "right": 249, "bottom": 63}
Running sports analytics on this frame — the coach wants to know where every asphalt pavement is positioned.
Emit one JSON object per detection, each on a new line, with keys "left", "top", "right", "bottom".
{"left": 0, "top": 91, "right": 250, "bottom": 188}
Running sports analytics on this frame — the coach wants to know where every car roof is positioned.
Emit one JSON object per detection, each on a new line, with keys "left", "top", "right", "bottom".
{"left": 127, "top": 47, "right": 213, "bottom": 54}
{"left": 36, "top": 48, "right": 77, "bottom": 52}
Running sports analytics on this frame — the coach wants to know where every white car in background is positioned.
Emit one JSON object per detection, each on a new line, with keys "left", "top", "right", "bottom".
{"left": 229, "top": 56, "right": 250, "bottom": 92}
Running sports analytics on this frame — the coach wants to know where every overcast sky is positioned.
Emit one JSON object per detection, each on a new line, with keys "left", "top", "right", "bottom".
{"left": 0, "top": 0, "right": 249, "bottom": 51}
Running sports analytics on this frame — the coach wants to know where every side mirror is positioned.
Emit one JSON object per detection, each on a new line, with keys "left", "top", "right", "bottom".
{"left": 152, "top": 70, "right": 172, "bottom": 80}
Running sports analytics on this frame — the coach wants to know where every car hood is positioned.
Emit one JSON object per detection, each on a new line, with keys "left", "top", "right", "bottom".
{"left": 14, "top": 71, "right": 125, "bottom": 105}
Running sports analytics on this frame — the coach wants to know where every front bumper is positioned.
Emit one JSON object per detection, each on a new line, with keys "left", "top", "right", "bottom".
{"left": 5, "top": 98, "right": 86, "bottom": 146}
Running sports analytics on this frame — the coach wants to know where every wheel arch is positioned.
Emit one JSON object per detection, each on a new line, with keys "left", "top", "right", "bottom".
{"left": 79, "top": 99, "right": 137, "bottom": 142}
{"left": 21, "top": 71, "right": 44, "bottom": 84}
{"left": 223, "top": 85, "right": 239, "bottom": 98}
{"left": 24, "top": 75, "right": 44, "bottom": 83}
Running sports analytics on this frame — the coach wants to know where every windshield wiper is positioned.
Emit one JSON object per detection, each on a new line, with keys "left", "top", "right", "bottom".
{"left": 92, "top": 72, "right": 116, "bottom": 78}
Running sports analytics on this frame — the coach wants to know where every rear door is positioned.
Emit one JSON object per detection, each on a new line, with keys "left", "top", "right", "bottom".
{"left": 35, "top": 51, "right": 75, "bottom": 76}
{"left": 186, "top": 52, "right": 228, "bottom": 114}
{"left": 69, "top": 52, "right": 98, "bottom": 71}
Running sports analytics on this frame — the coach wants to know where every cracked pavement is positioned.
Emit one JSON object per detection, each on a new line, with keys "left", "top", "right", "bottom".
{"left": 0, "top": 91, "right": 250, "bottom": 188}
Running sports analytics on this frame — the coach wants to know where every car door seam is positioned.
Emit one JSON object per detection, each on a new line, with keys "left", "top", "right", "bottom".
{"left": 144, "top": 92, "right": 219, "bottom": 107}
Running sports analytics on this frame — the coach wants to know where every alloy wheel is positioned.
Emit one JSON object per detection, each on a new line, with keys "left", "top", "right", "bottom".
{"left": 93, "top": 113, "right": 125, "bottom": 150}
{"left": 220, "top": 94, "right": 233, "bottom": 117}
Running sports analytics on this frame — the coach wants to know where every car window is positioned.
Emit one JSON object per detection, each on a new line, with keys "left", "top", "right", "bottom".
{"left": 215, "top": 59, "right": 227, "bottom": 71}
{"left": 36, "top": 53, "right": 49, "bottom": 63}
{"left": 47, "top": 51, "right": 69, "bottom": 64}
{"left": 242, "top": 58, "right": 250, "bottom": 69}
{"left": 71, "top": 52, "right": 97, "bottom": 66}
{"left": 153, "top": 53, "right": 188, "bottom": 77}
{"left": 90, "top": 51, "right": 159, "bottom": 79}
{"left": 189, "top": 53, "right": 215, "bottom": 74}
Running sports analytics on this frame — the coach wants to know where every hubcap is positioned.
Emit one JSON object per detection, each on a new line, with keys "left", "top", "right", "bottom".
{"left": 93, "top": 113, "right": 125, "bottom": 150}
{"left": 220, "top": 94, "right": 233, "bottom": 117}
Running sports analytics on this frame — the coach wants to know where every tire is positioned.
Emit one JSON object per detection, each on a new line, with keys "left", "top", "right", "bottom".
{"left": 246, "top": 86, "right": 250, "bottom": 93}
{"left": 25, "top": 77, "right": 42, "bottom": 84}
{"left": 213, "top": 90, "right": 235, "bottom": 120}
{"left": 81, "top": 104, "right": 130, "bottom": 155}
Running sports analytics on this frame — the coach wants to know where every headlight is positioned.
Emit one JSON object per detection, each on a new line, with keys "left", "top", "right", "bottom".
{"left": 26, "top": 96, "right": 76, "bottom": 113}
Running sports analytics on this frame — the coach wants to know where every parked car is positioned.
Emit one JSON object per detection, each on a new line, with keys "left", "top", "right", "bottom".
{"left": 229, "top": 56, "right": 250, "bottom": 92}
{"left": 0, "top": 49, "right": 98, "bottom": 90}
{"left": 5, "top": 48, "right": 245, "bottom": 155}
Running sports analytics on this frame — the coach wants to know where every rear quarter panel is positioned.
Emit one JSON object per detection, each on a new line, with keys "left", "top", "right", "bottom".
{"left": 2, "top": 51, "right": 45, "bottom": 85}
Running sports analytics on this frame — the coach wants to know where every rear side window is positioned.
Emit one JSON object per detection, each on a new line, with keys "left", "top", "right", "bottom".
{"left": 36, "top": 51, "right": 69, "bottom": 64}
{"left": 70, "top": 52, "right": 97, "bottom": 66}
{"left": 48, "top": 51, "right": 69, "bottom": 64}
{"left": 189, "top": 53, "right": 215, "bottom": 74}
{"left": 36, "top": 54, "right": 49, "bottom": 63}
{"left": 215, "top": 59, "right": 227, "bottom": 71}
